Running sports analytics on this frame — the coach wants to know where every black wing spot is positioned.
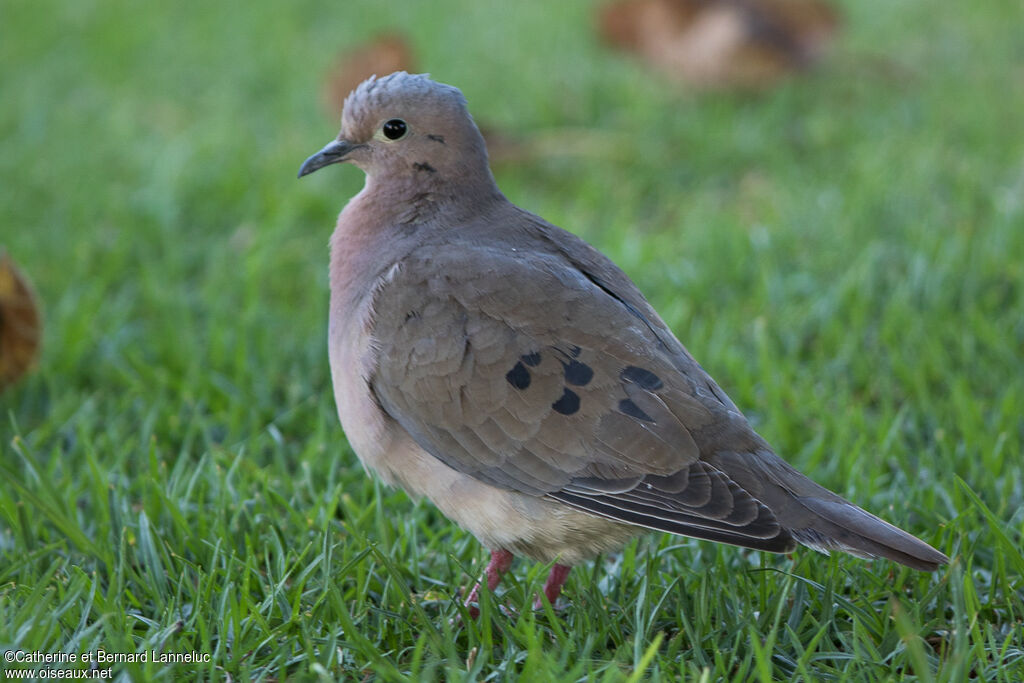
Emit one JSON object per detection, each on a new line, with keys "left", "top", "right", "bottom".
{"left": 618, "top": 398, "right": 654, "bottom": 422}
{"left": 505, "top": 362, "right": 531, "bottom": 390}
{"left": 563, "top": 360, "right": 594, "bottom": 386}
{"left": 520, "top": 351, "right": 542, "bottom": 367}
{"left": 552, "top": 388, "right": 581, "bottom": 415}
{"left": 404, "top": 310, "right": 420, "bottom": 323}
{"left": 620, "top": 366, "right": 663, "bottom": 391}
{"left": 566, "top": 345, "right": 582, "bottom": 358}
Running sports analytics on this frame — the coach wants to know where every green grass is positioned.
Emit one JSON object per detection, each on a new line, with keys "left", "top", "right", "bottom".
{"left": 2, "top": 0, "right": 1023, "bottom": 679}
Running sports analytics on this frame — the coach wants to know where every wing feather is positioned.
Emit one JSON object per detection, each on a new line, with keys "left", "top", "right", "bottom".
{"left": 369, "top": 243, "right": 792, "bottom": 550}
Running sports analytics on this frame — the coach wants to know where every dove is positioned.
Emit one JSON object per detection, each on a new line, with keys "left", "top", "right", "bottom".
{"left": 298, "top": 71, "right": 948, "bottom": 611}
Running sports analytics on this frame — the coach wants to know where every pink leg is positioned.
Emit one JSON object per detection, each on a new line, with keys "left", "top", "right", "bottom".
{"left": 463, "top": 549, "right": 514, "bottom": 616}
{"left": 534, "top": 563, "right": 572, "bottom": 609}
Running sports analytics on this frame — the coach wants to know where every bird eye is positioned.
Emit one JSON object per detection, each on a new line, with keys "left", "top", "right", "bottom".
{"left": 382, "top": 119, "right": 408, "bottom": 140}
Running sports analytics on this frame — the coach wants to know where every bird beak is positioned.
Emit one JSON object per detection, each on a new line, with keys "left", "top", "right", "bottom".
{"left": 297, "top": 139, "right": 361, "bottom": 178}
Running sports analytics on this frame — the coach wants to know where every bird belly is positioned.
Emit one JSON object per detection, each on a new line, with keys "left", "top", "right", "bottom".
{"left": 376, "top": 431, "right": 641, "bottom": 565}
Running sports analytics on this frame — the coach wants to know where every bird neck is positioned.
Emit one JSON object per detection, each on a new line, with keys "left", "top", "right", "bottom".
{"left": 327, "top": 177, "right": 505, "bottom": 313}
{"left": 358, "top": 164, "right": 502, "bottom": 226}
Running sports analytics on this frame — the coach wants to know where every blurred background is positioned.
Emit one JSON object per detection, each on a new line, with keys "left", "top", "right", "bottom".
{"left": 1, "top": 0, "right": 1022, "bottom": 678}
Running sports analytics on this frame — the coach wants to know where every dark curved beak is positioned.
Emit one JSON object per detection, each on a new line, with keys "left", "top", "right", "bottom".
{"left": 297, "top": 139, "right": 361, "bottom": 178}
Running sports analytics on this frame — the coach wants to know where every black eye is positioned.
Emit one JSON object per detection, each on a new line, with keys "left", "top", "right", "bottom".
{"left": 382, "top": 119, "right": 407, "bottom": 140}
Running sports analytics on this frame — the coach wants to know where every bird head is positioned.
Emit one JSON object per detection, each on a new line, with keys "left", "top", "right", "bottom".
{"left": 298, "top": 71, "right": 492, "bottom": 186}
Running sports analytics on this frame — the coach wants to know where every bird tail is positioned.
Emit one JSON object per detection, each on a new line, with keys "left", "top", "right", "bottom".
{"left": 712, "top": 450, "right": 950, "bottom": 571}
{"left": 786, "top": 496, "right": 949, "bottom": 571}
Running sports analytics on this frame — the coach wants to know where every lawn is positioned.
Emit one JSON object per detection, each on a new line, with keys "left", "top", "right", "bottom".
{"left": 2, "top": 0, "right": 1022, "bottom": 680}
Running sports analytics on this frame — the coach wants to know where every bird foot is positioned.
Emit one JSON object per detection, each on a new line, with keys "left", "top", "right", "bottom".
{"left": 459, "top": 549, "right": 515, "bottom": 620}
{"left": 533, "top": 563, "right": 571, "bottom": 610}
{"left": 457, "top": 554, "right": 572, "bottom": 619}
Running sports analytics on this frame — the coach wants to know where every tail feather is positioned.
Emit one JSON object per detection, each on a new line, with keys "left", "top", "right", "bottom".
{"left": 711, "top": 449, "right": 949, "bottom": 571}
{"left": 790, "top": 497, "right": 949, "bottom": 571}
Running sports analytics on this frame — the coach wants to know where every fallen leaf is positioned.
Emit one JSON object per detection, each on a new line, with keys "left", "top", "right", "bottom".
{"left": 0, "top": 250, "right": 41, "bottom": 390}
{"left": 482, "top": 126, "right": 632, "bottom": 166}
{"left": 598, "top": 0, "right": 840, "bottom": 89}
{"left": 322, "top": 34, "right": 417, "bottom": 117}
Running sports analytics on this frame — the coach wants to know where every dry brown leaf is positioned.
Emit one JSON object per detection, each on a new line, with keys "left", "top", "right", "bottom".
{"left": 482, "top": 126, "right": 632, "bottom": 167}
{"left": 479, "top": 125, "right": 537, "bottom": 166}
{"left": 322, "top": 34, "right": 417, "bottom": 117}
{"left": 0, "top": 250, "right": 41, "bottom": 390}
{"left": 598, "top": 0, "right": 840, "bottom": 89}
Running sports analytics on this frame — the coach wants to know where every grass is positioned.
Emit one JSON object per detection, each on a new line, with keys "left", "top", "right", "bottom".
{"left": 1, "top": 0, "right": 1023, "bottom": 679}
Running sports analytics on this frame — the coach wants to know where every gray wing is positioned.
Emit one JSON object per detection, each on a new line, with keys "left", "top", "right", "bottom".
{"left": 369, "top": 242, "right": 793, "bottom": 552}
